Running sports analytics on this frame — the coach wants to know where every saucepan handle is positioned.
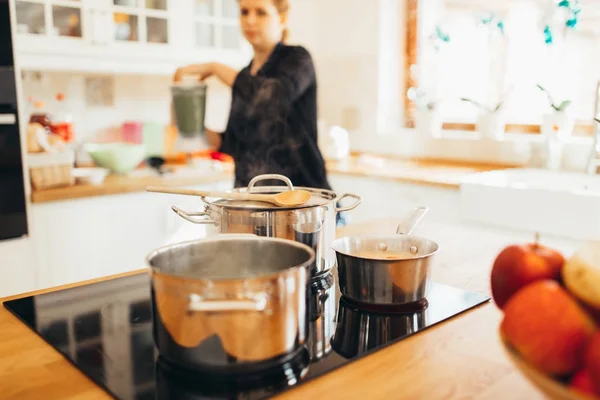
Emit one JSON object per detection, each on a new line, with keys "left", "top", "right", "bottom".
{"left": 188, "top": 294, "right": 267, "bottom": 313}
{"left": 172, "top": 206, "right": 217, "bottom": 225}
{"left": 335, "top": 193, "right": 362, "bottom": 212}
{"left": 396, "top": 206, "right": 429, "bottom": 235}
{"left": 247, "top": 174, "right": 294, "bottom": 193}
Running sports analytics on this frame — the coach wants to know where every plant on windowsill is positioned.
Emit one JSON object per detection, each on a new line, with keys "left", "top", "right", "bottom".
{"left": 460, "top": 97, "right": 506, "bottom": 140}
{"left": 407, "top": 62, "right": 445, "bottom": 138}
{"left": 536, "top": 84, "right": 574, "bottom": 140}
{"left": 408, "top": 87, "right": 444, "bottom": 138}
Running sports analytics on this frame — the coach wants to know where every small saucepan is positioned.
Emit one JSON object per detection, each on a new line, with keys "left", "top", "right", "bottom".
{"left": 332, "top": 206, "right": 439, "bottom": 307}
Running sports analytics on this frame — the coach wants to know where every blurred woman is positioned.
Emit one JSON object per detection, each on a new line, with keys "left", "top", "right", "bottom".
{"left": 173, "top": 0, "right": 332, "bottom": 192}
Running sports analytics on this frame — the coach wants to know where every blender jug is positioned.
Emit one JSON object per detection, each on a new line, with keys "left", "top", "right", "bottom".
{"left": 171, "top": 79, "right": 209, "bottom": 154}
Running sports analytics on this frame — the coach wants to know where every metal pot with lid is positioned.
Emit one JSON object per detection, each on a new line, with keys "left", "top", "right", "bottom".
{"left": 172, "top": 174, "right": 362, "bottom": 275}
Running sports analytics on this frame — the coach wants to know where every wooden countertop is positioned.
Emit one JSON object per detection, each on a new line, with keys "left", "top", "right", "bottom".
{"left": 30, "top": 154, "right": 515, "bottom": 204}
{"left": 30, "top": 163, "right": 235, "bottom": 204}
{"left": 326, "top": 153, "right": 513, "bottom": 189}
{"left": 0, "top": 219, "right": 579, "bottom": 399}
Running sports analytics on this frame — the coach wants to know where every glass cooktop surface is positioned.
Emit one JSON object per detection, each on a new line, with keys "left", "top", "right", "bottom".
{"left": 4, "top": 272, "right": 489, "bottom": 400}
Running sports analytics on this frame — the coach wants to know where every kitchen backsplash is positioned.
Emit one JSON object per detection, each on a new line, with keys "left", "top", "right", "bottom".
{"left": 20, "top": 71, "right": 232, "bottom": 145}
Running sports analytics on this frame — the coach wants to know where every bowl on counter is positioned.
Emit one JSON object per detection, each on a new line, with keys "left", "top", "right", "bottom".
{"left": 72, "top": 167, "right": 110, "bottom": 185}
{"left": 84, "top": 143, "right": 146, "bottom": 174}
{"left": 499, "top": 333, "right": 597, "bottom": 400}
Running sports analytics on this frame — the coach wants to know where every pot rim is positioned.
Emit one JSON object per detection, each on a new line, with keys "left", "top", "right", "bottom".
{"left": 146, "top": 235, "right": 316, "bottom": 282}
{"left": 331, "top": 233, "right": 440, "bottom": 261}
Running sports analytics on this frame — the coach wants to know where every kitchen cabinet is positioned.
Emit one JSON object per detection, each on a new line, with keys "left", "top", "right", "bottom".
{"left": 0, "top": 178, "right": 230, "bottom": 297}
{"left": 328, "top": 174, "right": 461, "bottom": 226}
{"left": 30, "top": 179, "right": 231, "bottom": 291}
{"left": 12, "top": 0, "right": 252, "bottom": 74}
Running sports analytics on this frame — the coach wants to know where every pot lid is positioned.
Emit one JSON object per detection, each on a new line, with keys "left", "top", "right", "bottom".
{"left": 202, "top": 174, "right": 337, "bottom": 211}
{"left": 206, "top": 188, "right": 336, "bottom": 210}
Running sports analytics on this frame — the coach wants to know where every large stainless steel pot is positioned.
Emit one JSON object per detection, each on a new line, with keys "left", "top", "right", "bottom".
{"left": 147, "top": 234, "right": 315, "bottom": 373}
{"left": 172, "top": 174, "right": 361, "bottom": 275}
{"left": 332, "top": 207, "right": 440, "bottom": 306}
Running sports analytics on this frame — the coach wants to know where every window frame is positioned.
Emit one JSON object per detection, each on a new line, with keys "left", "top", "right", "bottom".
{"left": 403, "top": 0, "right": 596, "bottom": 137}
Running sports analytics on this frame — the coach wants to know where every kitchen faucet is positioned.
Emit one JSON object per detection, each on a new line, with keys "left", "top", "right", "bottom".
{"left": 587, "top": 81, "right": 600, "bottom": 175}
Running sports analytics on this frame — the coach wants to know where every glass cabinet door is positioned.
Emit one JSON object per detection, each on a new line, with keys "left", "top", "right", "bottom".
{"left": 194, "top": 0, "right": 242, "bottom": 50}
{"left": 112, "top": 0, "right": 168, "bottom": 44}
{"left": 15, "top": 0, "right": 82, "bottom": 39}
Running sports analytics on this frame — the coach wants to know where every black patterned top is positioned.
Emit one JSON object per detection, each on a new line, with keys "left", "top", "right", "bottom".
{"left": 218, "top": 42, "right": 332, "bottom": 190}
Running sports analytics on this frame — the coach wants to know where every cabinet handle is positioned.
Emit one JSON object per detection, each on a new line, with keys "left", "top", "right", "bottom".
{"left": 0, "top": 114, "right": 16, "bottom": 125}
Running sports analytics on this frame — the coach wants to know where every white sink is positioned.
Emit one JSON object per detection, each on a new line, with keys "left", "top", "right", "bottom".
{"left": 459, "top": 168, "right": 600, "bottom": 240}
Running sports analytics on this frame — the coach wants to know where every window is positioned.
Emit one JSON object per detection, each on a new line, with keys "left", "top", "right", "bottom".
{"left": 406, "top": 0, "right": 600, "bottom": 135}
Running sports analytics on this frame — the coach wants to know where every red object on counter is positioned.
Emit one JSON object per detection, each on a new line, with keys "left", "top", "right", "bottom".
{"left": 210, "top": 151, "right": 233, "bottom": 162}
{"left": 29, "top": 101, "right": 53, "bottom": 131}
{"left": 50, "top": 93, "right": 74, "bottom": 142}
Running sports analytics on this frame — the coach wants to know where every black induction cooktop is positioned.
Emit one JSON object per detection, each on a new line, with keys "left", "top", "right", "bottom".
{"left": 4, "top": 272, "right": 489, "bottom": 400}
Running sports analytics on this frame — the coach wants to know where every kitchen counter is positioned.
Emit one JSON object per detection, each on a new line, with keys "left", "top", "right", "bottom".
{"left": 30, "top": 154, "right": 515, "bottom": 204}
{"left": 0, "top": 218, "right": 581, "bottom": 399}
{"left": 326, "top": 153, "right": 514, "bottom": 189}
{"left": 30, "top": 162, "right": 235, "bottom": 204}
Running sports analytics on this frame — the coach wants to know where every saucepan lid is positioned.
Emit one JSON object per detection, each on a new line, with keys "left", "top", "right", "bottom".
{"left": 202, "top": 174, "right": 362, "bottom": 212}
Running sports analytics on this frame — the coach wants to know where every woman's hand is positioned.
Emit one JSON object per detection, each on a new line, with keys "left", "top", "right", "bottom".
{"left": 173, "top": 62, "right": 239, "bottom": 88}
{"left": 173, "top": 63, "right": 215, "bottom": 82}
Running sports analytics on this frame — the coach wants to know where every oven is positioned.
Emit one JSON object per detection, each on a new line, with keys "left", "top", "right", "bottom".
{"left": 0, "top": 0, "right": 28, "bottom": 240}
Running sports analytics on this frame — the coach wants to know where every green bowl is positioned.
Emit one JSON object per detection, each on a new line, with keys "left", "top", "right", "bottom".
{"left": 85, "top": 143, "right": 146, "bottom": 174}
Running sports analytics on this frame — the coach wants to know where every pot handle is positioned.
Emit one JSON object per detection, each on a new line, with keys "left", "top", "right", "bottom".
{"left": 188, "top": 294, "right": 267, "bottom": 313}
{"left": 396, "top": 206, "right": 429, "bottom": 235}
{"left": 335, "top": 193, "right": 362, "bottom": 212}
{"left": 172, "top": 206, "right": 217, "bottom": 225}
{"left": 247, "top": 174, "right": 294, "bottom": 192}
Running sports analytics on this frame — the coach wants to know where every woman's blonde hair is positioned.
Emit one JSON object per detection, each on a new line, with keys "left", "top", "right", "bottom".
{"left": 271, "top": 0, "right": 290, "bottom": 42}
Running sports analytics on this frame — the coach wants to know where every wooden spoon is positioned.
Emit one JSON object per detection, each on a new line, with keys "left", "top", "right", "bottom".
{"left": 146, "top": 185, "right": 311, "bottom": 207}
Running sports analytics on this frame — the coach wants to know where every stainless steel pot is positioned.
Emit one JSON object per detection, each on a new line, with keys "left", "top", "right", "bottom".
{"left": 146, "top": 234, "right": 315, "bottom": 372}
{"left": 172, "top": 174, "right": 362, "bottom": 275}
{"left": 332, "top": 207, "right": 440, "bottom": 306}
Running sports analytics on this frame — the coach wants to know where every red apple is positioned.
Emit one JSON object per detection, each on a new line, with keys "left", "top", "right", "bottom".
{"left": 501, "top": 280, "right": 596, "bottom": 376}
{"left": 491, "top": 237, "right": 565, "bottom": 309}
{"left": 570, "top": 369, "right": 598, "bottom": 397}
{"left": 586, "top": 332, "right": 600, "bottom": 395}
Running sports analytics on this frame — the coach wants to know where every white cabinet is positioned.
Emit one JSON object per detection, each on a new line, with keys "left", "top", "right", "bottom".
{"left": 0, "top": 178, "right": 231, "bottom": 297}
{"left": 12, "top": 0, "right": 252, "bottom": 74}
{"left": 29, "top": 179, "right": 231, "bottom": 290}
{"left": 329, "top": 174, "right": 461, "bottom": 226}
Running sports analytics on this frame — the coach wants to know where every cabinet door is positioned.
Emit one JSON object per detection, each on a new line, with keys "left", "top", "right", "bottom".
{"left": 189, "top": 0, "right": 252, "bottom": 67}
{"left": 328, "top": 174, "right": 461, "bottom": 225}
{"left": 102, "top": 0, "right": 176, "bottom": 60}
{"left": 14, "top": 0, "right": 90, "bottom": 54}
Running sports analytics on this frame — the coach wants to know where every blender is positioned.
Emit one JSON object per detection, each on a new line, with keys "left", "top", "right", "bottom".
{"left": 171, "top": 77, "right": 209, "bottom": 163}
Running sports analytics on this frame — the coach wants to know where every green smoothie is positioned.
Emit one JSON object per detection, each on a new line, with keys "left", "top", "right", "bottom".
{"left": 171, "top": 81, "right": 207, "bottom": 138}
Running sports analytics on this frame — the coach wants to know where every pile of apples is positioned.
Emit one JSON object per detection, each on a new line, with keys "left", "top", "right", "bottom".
{"left": 491, "top": 236, "right": 600, "bottom": 398}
